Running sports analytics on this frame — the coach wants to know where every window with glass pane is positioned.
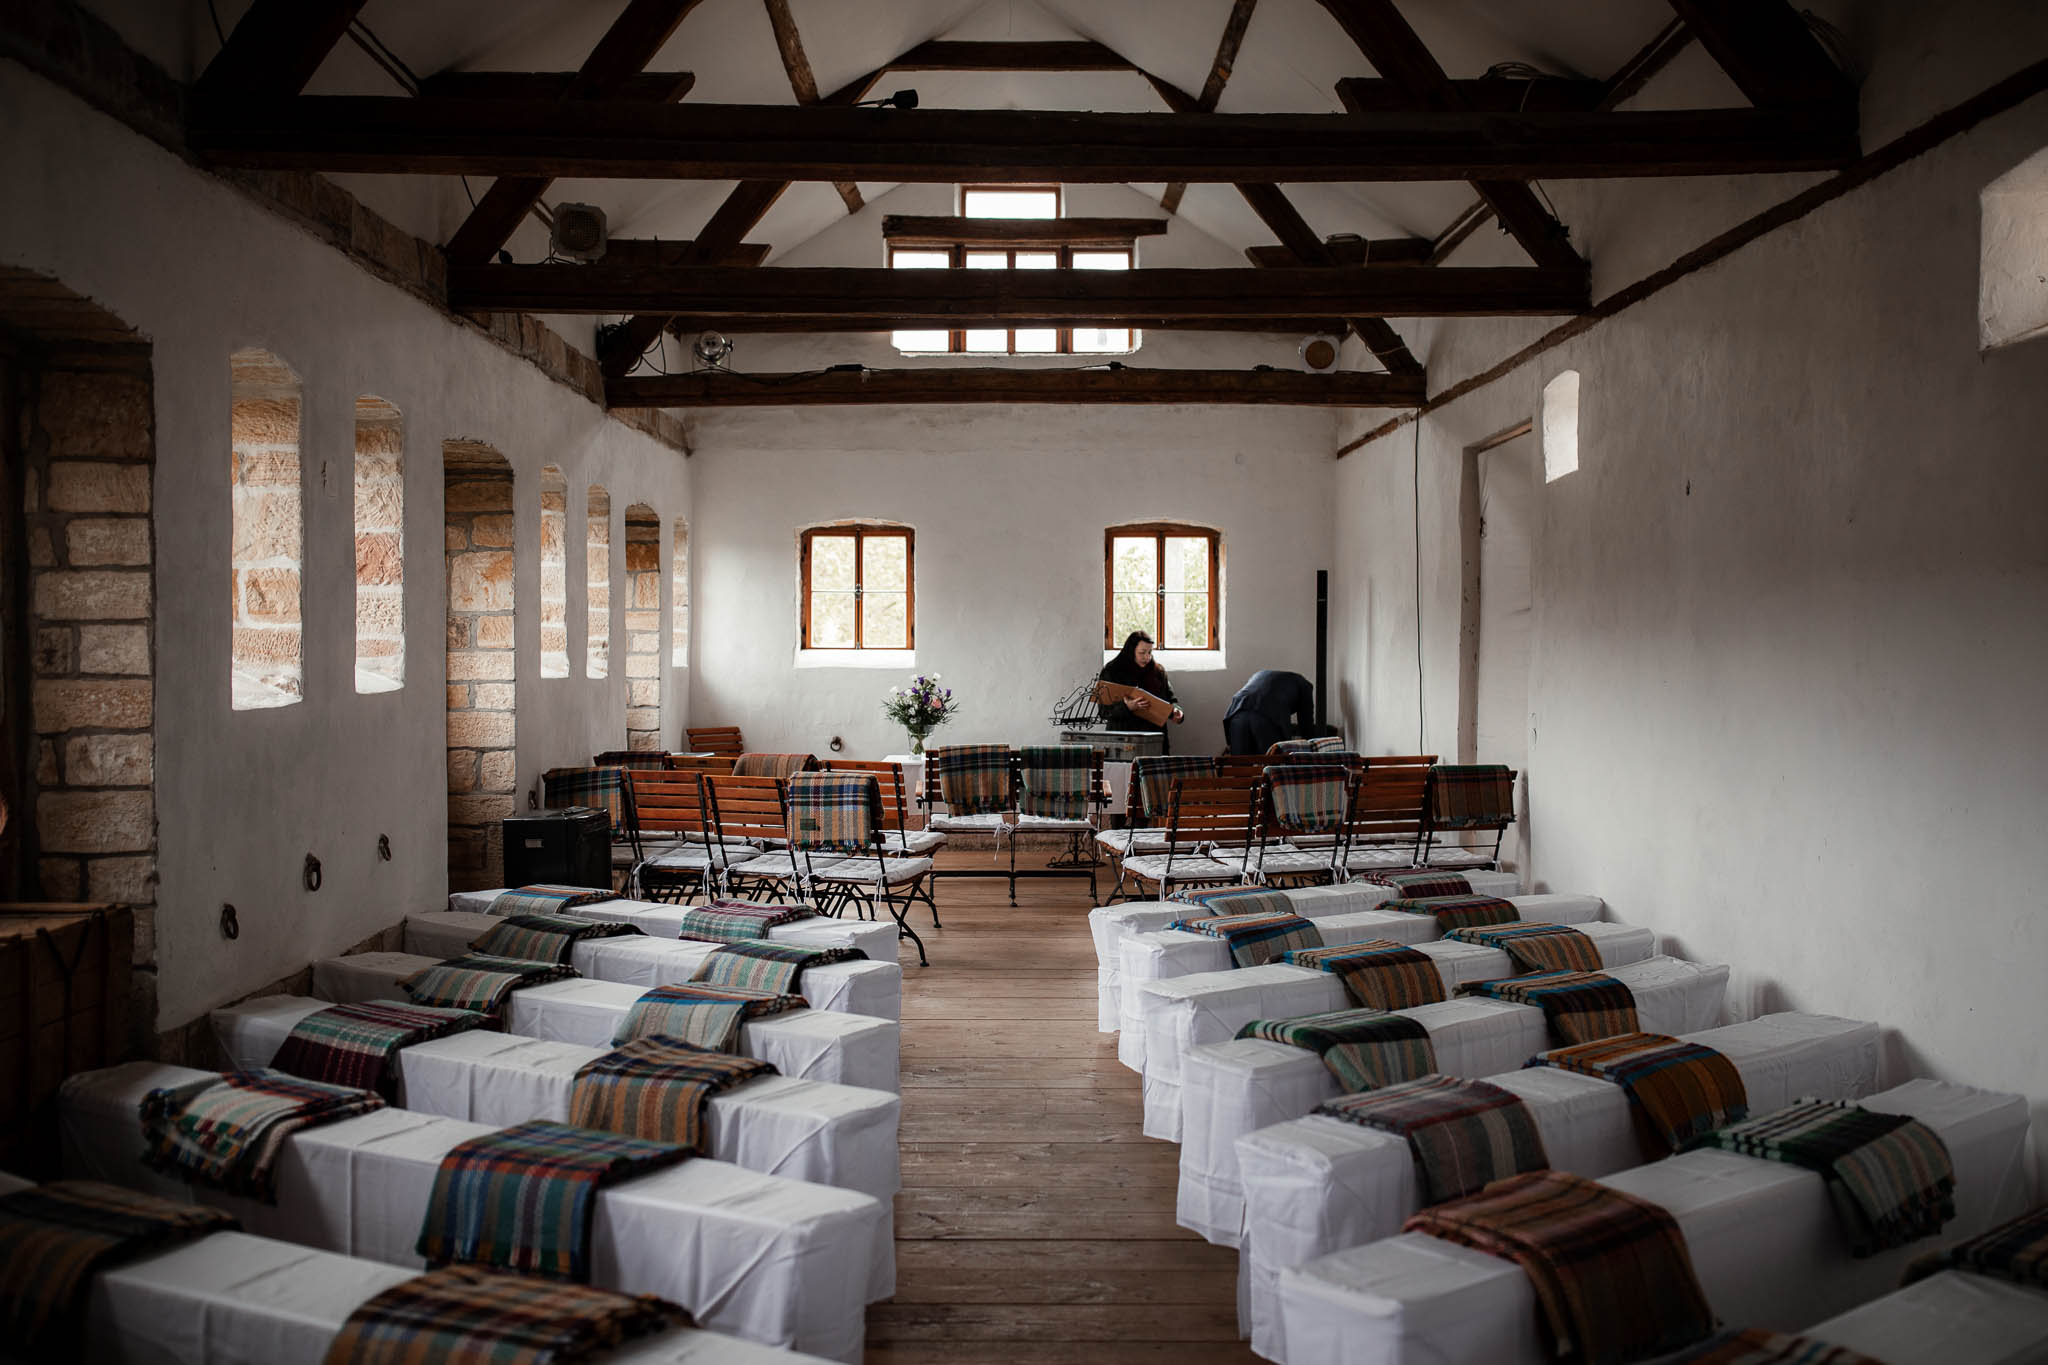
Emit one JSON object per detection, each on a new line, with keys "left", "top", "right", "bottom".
{"left": 890, "top": 248, "right": 952, "bottom": 352}
{"left": 803, "top": 526, "right": 915, "bottom": 650}
{"left": 963, "top": 187, "right": 1058, "bottom": 218}
{"left": 1104, "top": 524, "right": 1220, "bottom": 650}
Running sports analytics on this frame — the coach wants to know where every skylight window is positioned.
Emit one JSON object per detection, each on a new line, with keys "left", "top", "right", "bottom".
{"left": 963, "top": 187, "right": 1059, "bottom": 218}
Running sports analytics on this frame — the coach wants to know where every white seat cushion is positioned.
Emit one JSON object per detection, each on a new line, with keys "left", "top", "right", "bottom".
{"left": 646, "top": 844, "right": 754, "bottom": 871}
{"left": 1255, "top": 850, "right": 1343, "bottom": 875}
{"left": 815, "top": 856, "right": 936, "bottom": 887}
{"left": 880, "top": 829, "right": 948, "bottom": 854}
{"left": 1121, "top": 853, "right": 1239, "bottom": 883}
{"left": 727, "top": 852, "right": 799, "bottom": 878}
{"left": 1015, "top": 814, "right": 1096, "bottom": 832}
{"left": 931, "top": 812, "right": 1008, "bottom": 834}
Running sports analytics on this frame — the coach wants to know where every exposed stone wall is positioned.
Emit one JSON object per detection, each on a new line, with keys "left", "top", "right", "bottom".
{"left": 585, "top": 486, "right": 611, "bottom": 680}
{"left": 353, "top": 397, "right": 404, "bottom": 691}
{"left": 228, "top": 351, "right": 302, "bottom": 707}
{"left": 22, "top": 361, "right": 159, "bottom": 1030}
{"left": 444, "top": 446, "right": 516, "bottom": 891}
{"left": 624, "top": 506, "right": 662, "bottom": 750}
{"left": 539, "top": 466, "right": 569, "bottom": 678}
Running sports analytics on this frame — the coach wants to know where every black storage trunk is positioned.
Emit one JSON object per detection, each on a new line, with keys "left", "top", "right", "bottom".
{"left": 502, "top": 806, "right": 611, "bottom": 890}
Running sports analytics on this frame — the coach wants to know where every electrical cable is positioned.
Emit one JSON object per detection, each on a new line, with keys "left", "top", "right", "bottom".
{"left": 1413, "top": 414, "right": 1425, "bottom": 752}
{"left": 348, "top": 20, "right": 420, "bottom": 93}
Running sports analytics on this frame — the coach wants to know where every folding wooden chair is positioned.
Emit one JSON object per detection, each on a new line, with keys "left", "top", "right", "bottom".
{"left": 703, "top": 773, "right": 800, "bottom": 900}
{"left": 621, "top": 769, "right": 713, "bottom": 903}
{"left": 1422, "top": 763, "right": 1519, "bottom": 871}
{"left": 1117, "top": 775, "right": 1263, "bottom": 901}
{"left": 1099, "top": 755, "right": 1218, "bottom": 896}
{"left": 540, "top": 764, "right": 634, "bottom": 892}
{"left": 823, "top": 758, "right": 947, "bottom": 856}
{"left": 1341, "top": 754, "right": 1437, "bottom": 876}
{"left": 786, "top": 770, "right": 931, "bottom": 967}
{"left": 1250, "top": 762, "right": 1358, "bottom": 885}
{"left": 685, "top": 725, "right": 746, "bottom": 756}
{"left": 1009, "top": 746, "right": 1111, "bottom": 905}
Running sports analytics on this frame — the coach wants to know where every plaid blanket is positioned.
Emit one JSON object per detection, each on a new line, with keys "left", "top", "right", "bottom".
{"left": 1311, "top": 735, "right": 1349, "bottom": 751}
{"left": 691, "top": 941, "right": 866, "bottom": 994}
{"left": 1386, "top": 893, "right": 1521, "bottom": 932}
{"left": 0, "top": 1181, "right": 237, "bottom": 1355}
{"left": 1904, "top": 1202, "right": 2048, "bottom": 1288}
{"left": 1319, "top": 1075, "right": 1548, "bottom": 1205}
{"left": 401, "top": 954, "right": 578, "bottom": 1017}
{"left": 1405, "top": 1169, "right": 1713, "bottom": 1365}
{"left": 1017, "top": 745, "right": 1094, "bottom": 820}
{"left": 569, "top": 1036, "right": 776, "bottom": 1154}
{"left": 1431, "top": 764, "right": 1516, "bottom": 828}
{"left": 1460, "top": 969, "right": 1640, "bottom": 1045}
{"left": 1649, "top": 1328, "right": 1890, "bottom": 1364}
{"left": 542, "top": 767, "right": 630, "bottom": 829}
{"left": 1130, "top": 754, "right": 1215, "bottom": 818}
{"left": 673, "top": 900, "right": 815, "bottom": 944}
{"left": 1529, "top": 1032, "right": 1748, "bottom": 1157}
{"left": 612, "top": 982, "right": 806, "bottom": 1051}
{"left": 1167, "top": 911, "right": 1324, "bottom": 968}
{"left": 1168, "top": 884, "right": 1295, "bottom": 917}
{"left": 1267, "top": 738, "right": 1318, "bottom": 754}
{"left": 1365, "top": 869, "right": 1473, "bottom": 899}
{"left": 1240, "top": 1008, "right": 1437, "bottom": 1093}
{"left": 418, "top": 1120, "right": 689, "bottom": 1282}
{"left": 732, "top": 752, "right": 812, "bottom": 778}
{"left": 141, "top": 1069, "right": 385, "bottom": 1202}
{"left": 786, "top": 771, "right": 882, "bottom": 853}
{"left": 1264, "top": 764, "right": 1350, "bottom": 834}
{"left": 1447, "top": 921, "right": 1603, "bottom": 974}
{"left": 594, "top": 749, "right": 671, "bottom": 770}
{"left": 324, "top": 1264, "right": 687, "bottom": 1365}
{"left": 931, "top": 744, "right": 1011, "bottom": 815}
{"left": 487, "top": 885, "right": 619, "bottom": 917}
{"left": 271, "top": 1000, "right": 486, "bottom": 1099}
{"left": 1285, "top": 939, "right": 1447, "bottom": 1010}
{"left": 473, "top": 913, "right": 640, "bottom": 965}
{"left": 1695, "top": 1100, "right": 1955, "bottom": 1256}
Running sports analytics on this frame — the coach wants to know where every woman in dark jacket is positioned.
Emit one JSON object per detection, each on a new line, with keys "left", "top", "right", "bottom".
{"left": 1098, "top": 631, "right": 1184, "bottom": 751}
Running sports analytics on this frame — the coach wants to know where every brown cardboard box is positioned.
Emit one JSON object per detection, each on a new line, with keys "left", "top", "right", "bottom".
{"left": 1093, "top": 681, "right": 1180, "bottom": 725}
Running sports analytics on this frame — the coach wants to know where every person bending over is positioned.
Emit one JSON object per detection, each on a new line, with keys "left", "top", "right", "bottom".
{"left": 1098, "top": 631, "right": 1184, "bottom": 753}
{"left": 1222, "top": 669, "right": 1315, "bottom": 754}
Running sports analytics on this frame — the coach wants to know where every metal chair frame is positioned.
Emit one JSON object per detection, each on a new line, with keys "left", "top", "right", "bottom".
{"left": 786, "top": 772, "right": 931, "bottom": 967}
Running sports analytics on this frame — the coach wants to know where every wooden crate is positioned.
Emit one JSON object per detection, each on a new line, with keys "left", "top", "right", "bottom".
{"left": 0, "top": 903, "right": 134, "bottom": 1177}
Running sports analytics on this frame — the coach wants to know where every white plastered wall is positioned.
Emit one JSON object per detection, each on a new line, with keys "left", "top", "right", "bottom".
{"left": 1332, "top": 59, "right": 2048, "bottom": 1178}
{"left": 1, "top": 60, "right": 692, "bottom": 1030}
{"left": 686, "top": 404, "right": 1337, "bottom": 758}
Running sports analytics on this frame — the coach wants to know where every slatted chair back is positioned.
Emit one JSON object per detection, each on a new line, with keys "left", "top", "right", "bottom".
{"left": 1163, "top": 775, "right": 1263, "bottom": 851}
{"left": 1261, "top": 763, "right": 1359, "bottom": 840}
{"left": 1126, "top": 754, "right": 1218, "bottom": 826}
{"left": 685, "top": 725, "right": 745, "bottom": 757}
{"left": 593, "top": 749, "right": 669, "bottom": 770}
{"left": 1347, "top": 754, "right": 1438, "bottom": 855}
{"left": 665, "top": 753, "right": 735, "bottom": 775}
{"left": 1214, "top": 753, "right": 1269, "bottom": 782}
{"left": 701, "top": 773, "right": 789, "bottom": 852}
{"left": 625, "top": 769, "right": 712, "bottom": 842}
{"left": 823, "top": 758, "right": 914, "bottom": 833}
{"left": 1013, "top": 746, "right": 1109, "bottom": 822}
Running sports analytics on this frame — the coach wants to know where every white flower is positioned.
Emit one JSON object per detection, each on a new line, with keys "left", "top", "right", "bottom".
{"left": 932, "top": 673, "right": 942, "bottom": 680}
{"left": 890, "top": 686, "right": 901, "bottom": 694}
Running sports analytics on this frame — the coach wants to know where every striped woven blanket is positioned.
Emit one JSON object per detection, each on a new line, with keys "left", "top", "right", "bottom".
{"left": 1318, "top": 1075, "right": 1550, "bottom": 1206}
{"left": 487, "top": 885, "right": 618, "bottom": 917}
{"left": 568, "top": 1036, "right": 776, "bottom": 1154}
{"left": 0, "top": 1181, "right": 237, "bottom": 1356}
{"left": 1285, "top": 939, "right": 1447, "bottom": 1010}
{"left": 1167, "top": 911, "right": 1324, "bottom": 968}
{"left": 1695, "top": 1099, "right": 1955, "bottom": 1256}
{"left": 141, "top": 1069, "right": 385, "bottom": 1202}
{"left": 1447, "top": 921, "right": 1602, "bottom": 974}
{"left": 1650, "top": 1328, "right": 1889, "bottom": 1364}
{"left": 1239, "top": 1008, "right": 1437, "bottom": 1093}
{"left": 541, "top": 766, "right": 630, "bottom": 829}
{"left": 472, "top": 913, "right": 640, "bottom": 965}
{"left": 1167, "top": 884, "right": 1295, "bottom": 918}
{"left": 673, "top": 900, "right": 815, "bottom": 944}
{"left": 1264, "top": 764, "right": 1350, "bottom": 834}
{"left": 1904, "top": 1202, "right": 2048, "bottom": 1288}
{"left": 324, "top": 1264, "right": 688, "bottom": 1365}
{"left": 1131, "top": 754, "right": 1215, "bottom": 818}
{"left": 417, "top": 1119, "right": 690, "bottom": 1282}
{"left": 1405, "top": 1169, "right": 1713, "bottom": 1365}
{"left": 787, "top": 771, "right": 883, "bottom": 853}
{"left": 612, "top": 983, "right": 806, "bottom": 1051}
{"left": 733, "top": 752, "right": 812, "bottom": 779}
{"left": 1385, "top": 893, "right": 1521, "bottom": 932}
{"left": 400, "top": 954, "right": 578, "bottom": 1017}
{"left": 1364, "top": 869, "right": 1473, "bottom": 899}
{"left": 1528, "top": 1032, "right": 1748, "bottom": 1157}
{"left": 1430, "top": 764, "right": 1516, "bottom": 828}
{"left": 271, "top": 1000, "right": 486, "bottom": 1098}
{"left": 932, "top": 744, "right": 1011, "bottom": 815}
{"left": 690, "top": 941, "right": 866, "bottom": 994}
{"left": 1460, "top": 969, "right": 1639, "bottom": 1045}
{"left": 1017, "top": 746, "right": 1094, "bottom": 820}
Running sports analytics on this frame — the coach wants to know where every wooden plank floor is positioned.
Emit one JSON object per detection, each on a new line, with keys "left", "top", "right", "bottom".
{"left": 869, "top": 848, "right": 1259, "bottom": 1364}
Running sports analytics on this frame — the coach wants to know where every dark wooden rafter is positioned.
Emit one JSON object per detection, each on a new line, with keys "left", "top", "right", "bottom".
{"left": 1245, "top": 237, "right": 1429, "bottom": 267}
{"left": 1160, "top": 0, "right": 1259, "bottom": 213}
{"left": 451, "top": 263, "right": 1590, "bottom": 319}
{"left": 1663, "top": 0, "right": 1854, "bottom": 111}
{"left": 606, "top": 366, "right": 1426, "bottom": 408}
{"left": 193, "top": 0, "right": 367, "bottom": 101}
{"left": 1230, "top": 181, "right": 1423, "bottom": 375}
{"left": 600, "top": 178, "right": 791, "bottom": 374}
{"left": 1430, "top": 17, "right": 1695, "bottom": 264}
{"left": 883, "top": 216, "right": 1169, "bottom": 246}
{"left": 762, "top": 0, "right": 861, "bottom": 213}
{"left": 602, "top": 238, "right": 771, "bottom": 267}
{"left": 885, "top": 40, "right": 1135, "bottom": 72}
{"left": 445, "top": 0, "right": 706, "bottom": 268}
{"left": 1336, "top": 75, "right": 1602, "bottom": 112}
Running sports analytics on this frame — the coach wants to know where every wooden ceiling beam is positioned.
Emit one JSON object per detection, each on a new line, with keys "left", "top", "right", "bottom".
{"left": 606, "top": 366, "right": 1427, "bottom": 408}
{"left": 883, "top": 40, "right": 1137, "bottom": 72}
{"left": 452, "top": 262, "right": 1590, "bottom": 320}
{"left": 1229, "top": 182, "right": 1423, "bottom": 376}
{"left": 1245, "top": 237, "right": 1430, "bottom": 267}
{"left": 600, "top": 238, "right": 772, "bottom": 267}
{"left": 444, "top": 0, "right": 707, "bottom": 268}
{"left": 418, "top": 70, "right": 695, "bottom": 102}
{"left": 763, "top": 0, "right": 861, "bottom": 213}
{"left": 192, "top": 0, "right": 368, "bottom": 101}
{"left": 1336, "top": 75, "right": 1603, "bottom": 113}
{"left": 883, "top": 216, "right": 1169, "bottom": 245}
{"left": 189, "top": 99, "right": 1857, "bottom": 181}
{"left": 1160, "top": 0, "right": 1259, "bottom": 213}
{"left": 1663, "top": 0, "right": 1854, "bottom": 111}
{"left": 635, "top": 314, "right": 1355, "bottom": 334}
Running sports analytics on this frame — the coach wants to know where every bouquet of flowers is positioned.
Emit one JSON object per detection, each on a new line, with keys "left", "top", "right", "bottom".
{"left": 883, "top": 674, "right": 958, "bottom": 755}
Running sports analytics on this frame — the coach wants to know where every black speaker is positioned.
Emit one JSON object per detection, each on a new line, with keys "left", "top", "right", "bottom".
{"left": 502, "top": 806, "right": 611, "bottom": 890}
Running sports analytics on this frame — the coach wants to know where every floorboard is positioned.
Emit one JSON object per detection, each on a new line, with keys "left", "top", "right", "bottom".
{"left": 871, "top": 848, "right": 1258, "bottom": 1360}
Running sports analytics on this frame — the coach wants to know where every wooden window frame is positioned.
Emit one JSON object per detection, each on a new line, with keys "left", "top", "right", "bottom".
{"left": 801, "top": 525, "right": 916, "bottom": 650}
{"left": 1104, "top": 523, "right": 1221, "bottom": 651}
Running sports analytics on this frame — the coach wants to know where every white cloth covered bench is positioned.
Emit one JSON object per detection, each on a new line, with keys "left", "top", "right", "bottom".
{"left": 407, "top": 913, "right": 902, "bottom": 1022}
{"left": 447, "top": 891, "right": 902, "bottom": 963}
{"left": 59, "top": 1061, "right": 889, "bottom": 1362}
{"left": 310, "top": 955, "right": 899, "bottom": 1093}
{"left": 1803, "top": 1269, "right": 2048, "bottom": 1365}
{"left": 1277, "top": 1078, "right": 2032, "bottom": 1365}
{"left": 1142, "top": 950, "right": 1718, "bottom": 1143}
{"left": 1233, "top": 1011, "right": 1883, "bottom": 1357}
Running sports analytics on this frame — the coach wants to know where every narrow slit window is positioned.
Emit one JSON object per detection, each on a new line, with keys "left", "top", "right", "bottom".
{"left": 230, "top": 349, "right": 303, "bottom": 709}
{"left": 624, "top": 504, "right": 662, "bottom": 750}
{"left": 586, "top": 485, "right": 610, "bottom": 678}
{"left": 1543, "top": 370, "right": 1581, "bottom": 482}
{"left": 539, "top": 466, "right": 568, "bottom": 678}
{"left": 353, "top": 395, "right": 403, "bottom": 692}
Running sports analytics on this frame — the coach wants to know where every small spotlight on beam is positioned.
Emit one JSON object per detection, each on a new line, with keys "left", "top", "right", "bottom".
{"left": 855, "top": 89, "right": 918, "bottom": 109}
